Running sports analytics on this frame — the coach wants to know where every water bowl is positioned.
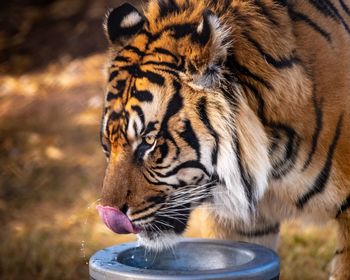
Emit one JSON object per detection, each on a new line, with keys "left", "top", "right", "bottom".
{"left": 89, "top": 238, "right": 280, "bottom": 280}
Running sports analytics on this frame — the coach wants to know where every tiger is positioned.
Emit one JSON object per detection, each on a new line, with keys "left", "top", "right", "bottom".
{"left": 97, "top": 0, "right": 350, "bottom": 278}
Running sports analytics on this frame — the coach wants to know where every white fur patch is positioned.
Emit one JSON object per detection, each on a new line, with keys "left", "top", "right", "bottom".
{"left": 120, "top": 12, "right": 142, "bottom": 28}
{"left": 197, "top": 20, "right": 204, "bottom": 33}
{"left": 203, "top": 90, "right": 270, "bottom": 223}
{"left": 102, "top": 109, "right": 109, "bottom": 138}
{"left": 137, "top": 231, "right": 182, "bottom": 252}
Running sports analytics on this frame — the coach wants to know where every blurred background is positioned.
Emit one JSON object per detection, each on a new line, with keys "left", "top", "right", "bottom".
{"left": 0, "top": 0, "right": 338, "bottom": 279}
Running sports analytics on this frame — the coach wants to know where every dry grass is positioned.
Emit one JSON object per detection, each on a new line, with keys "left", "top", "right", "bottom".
{"left": 0, "top": 53, "right": 338, "bottom": 280}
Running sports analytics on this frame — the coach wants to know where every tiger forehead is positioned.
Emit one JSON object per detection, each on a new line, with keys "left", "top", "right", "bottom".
{"left": 111, "top": 35, "right": 180, "bottom": 66}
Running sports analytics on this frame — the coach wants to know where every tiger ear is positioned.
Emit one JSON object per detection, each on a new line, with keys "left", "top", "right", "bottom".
{"left": 182, "top": 11, "right": 230, "bottom": 87}
{"left": 105, "top": 3, "right": 145, "bottom": 46}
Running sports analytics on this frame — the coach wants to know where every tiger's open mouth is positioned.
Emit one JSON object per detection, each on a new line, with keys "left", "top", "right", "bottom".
{"left": 96, "top": 205, "right": 141, "bottom": 234}
{"left": 96, "top": 204, "right": 191, "bottom": 250}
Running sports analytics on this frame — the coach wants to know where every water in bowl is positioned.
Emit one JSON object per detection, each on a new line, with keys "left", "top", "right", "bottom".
{"left": 117, "top": 242, "right": 254, "bottom": 271}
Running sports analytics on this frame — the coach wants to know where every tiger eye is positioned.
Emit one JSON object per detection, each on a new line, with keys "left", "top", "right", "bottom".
{"left": 144, "top": 135, "right": 156, "bottom": 145}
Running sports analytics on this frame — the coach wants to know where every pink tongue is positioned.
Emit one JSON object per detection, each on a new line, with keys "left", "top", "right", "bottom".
{"left": 96, "top": 205, "right": 139, "bottom": 234}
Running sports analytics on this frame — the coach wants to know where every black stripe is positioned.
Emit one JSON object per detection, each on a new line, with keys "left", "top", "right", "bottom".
{"left": 121, "top": 65, "right": 165, "bottom": 86}
{"left": 114, "top": 56, "right": 130, "bottom": 62}
{"left": 153, "top": 160, "right": 209, "bottom": 178}
{"left": 156, "top": 142, "right": 169, "bottom": 165}
{"left": 234, "top": 135, "right": 255, "bottom": 209}
{"left": 309, "top": 0, "right": 339, "bottom": 20}
{"left": 109, "top": 111, "right": 121, "bottom": 121}
{"left": 271, "top": 132, "right": 300, "bottom": 178}
{"left": 309, "top": 0, "right": 350, "bottom": 35}
{"left": 226, "top": 52, "right": 273, "bottom": 89}
{"left": 336, "top": 194, "right": 350, "bottom": 218}
{"left": 124, "top": 45, "right": 145, "bottom": 56}
{"left": 297, "top": 114, "right": 343, "bottom": 209}
{"left": 273, "top": 0, "right": 288, "bottom": 7}
{"left": 302, "top": 95, "right": 323, "bottom": 170}
{"left": 142, "top": 71, "right": 165, "bottom": 86}
{"left": 158, "top": 0, "right": 180, "bottom": 18}
{"left": 131, "top": 212, "right": 156, "bottom": 222}
{"left": 339, "top": 0, "right": 350, "bottom": 16}
{"left": 132, "top": 90, "right": 153, "bottom": 102}
{"left": 154, "top": 47, "right": 179, "bottom": 63}
{"left": 120, "top": 127, "right": 130, "bottom": 145}
{"left": 154, "top": 163, "right": 172, "bottom": 170}
{"left": 107, "top": 80, "right": 126, "bottom": 101}
{"left": 133, "top": 120, "right": 138, "bottom": 137}
{"left": 139, "top": 29, "right": 160, "bottom": 41}
{"left": 153, "top": 67, "right": 180, "bottom": 78}
{"left": 143, "top": 121, "right": 158, "bottom": 135}
{"left": 130, "top": 202, "right": 160, "bottom": 216}
{"left": 270, "top": 127, "right": 300, "bottom": 178}
{"left": 147, "top": 195, "right": 166, "bottom": 204}
{"left": 120, "top": 64, "right": 141, "bottom": 77}
{"left": 196, "top": 97, "right": 220, "bottom": 166}
{"left": 179, "top": 119, "right": 201, "bottom": 160}
{"left": 156, "top": 142, "right": 169, "bottom": 164}
{"left": 243, "top": 32, "right": 299, "bottom": 68}
{"left": 108, "top": 71, "right": 118, "bottom": 82}
{"left": 160, "top": 80, "right": 183, "bottom": 126}
{"left": 270, "top": 129, "right": 281, "bottom": 153}
{"left": 131, "top": 105, "right": 145, "bottom": 132}
{"left": 142, "top": 170, "right": 183, "bottom": 188}
{"left": 239, "top": 80, "right": 300, "bottom": 178}
{"left": 324, "top": 0, "right": 350, "bottom": 33}
{"left": 142, "top": 60, "right": 180, "bottom": 70}
{"left": 113, "top": 80, "right": 126, "bottom": 91}
{"left": 159, "top": 80, "right": 183, "bottom": 161}
{"left": 236, "top": 223, "right": 280, "bottom": 237}
{"left": 168, "top": 23, "right": 196, "bottom": 39}
{"left": 143, "top": 168, "right": 159, "bottom": 182}
{"left": 288, "top": 7, "right": 332, "bottom": 42}
{"left": 106, "top": 91, "right": 120, "bottom": 101}
{"left": 253, "top": 0, "right": 280, "bottom": 25}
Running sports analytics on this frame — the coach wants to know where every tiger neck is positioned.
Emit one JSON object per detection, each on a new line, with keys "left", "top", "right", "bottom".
{"left": 219, "top": 0, "right": 314, "bottom": 179}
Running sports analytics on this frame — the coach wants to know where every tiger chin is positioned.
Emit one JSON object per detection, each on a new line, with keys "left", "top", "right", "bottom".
{"left": 97, "top": 0, "right": 350, "bottom": 279}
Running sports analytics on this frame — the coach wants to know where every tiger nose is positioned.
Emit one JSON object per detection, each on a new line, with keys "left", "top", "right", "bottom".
{"left": 96, "top": 205, "right": 140, "bottom": 234}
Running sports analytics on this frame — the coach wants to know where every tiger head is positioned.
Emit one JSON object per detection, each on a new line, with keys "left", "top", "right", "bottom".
{"left": 98, "top": 1, "right": 270, "bottom": 250}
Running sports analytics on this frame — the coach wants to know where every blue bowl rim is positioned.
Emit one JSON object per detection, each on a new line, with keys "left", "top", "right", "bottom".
{"left": 89, "top": 238, "right": 280, "bottom": 280}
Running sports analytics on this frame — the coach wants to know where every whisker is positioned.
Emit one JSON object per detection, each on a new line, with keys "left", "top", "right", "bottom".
{"left": 87, "top": 198, "right": 102, "bottom": 209}
{"left": 155, "top": 214, "right": 187, "bottom": 225}
{"left": 154, "top": 219, "right": 175, "bottom": 229}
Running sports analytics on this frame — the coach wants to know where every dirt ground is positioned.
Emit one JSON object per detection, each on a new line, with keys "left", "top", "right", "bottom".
{"left": 0, "top": 0, "right": 338, "bottom": 279}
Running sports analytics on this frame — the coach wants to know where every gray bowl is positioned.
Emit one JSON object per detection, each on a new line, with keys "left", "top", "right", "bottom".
{"left": 89, "top": 238, "right": 280, "bottom": 280}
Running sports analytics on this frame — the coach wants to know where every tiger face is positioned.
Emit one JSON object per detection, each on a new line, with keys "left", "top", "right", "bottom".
{"left": 98, "top": 2, "right": 233, "bottom": 249}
